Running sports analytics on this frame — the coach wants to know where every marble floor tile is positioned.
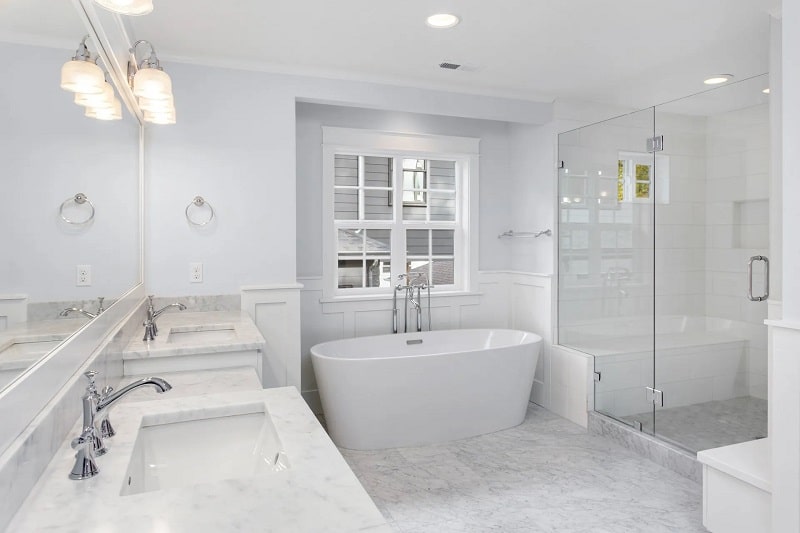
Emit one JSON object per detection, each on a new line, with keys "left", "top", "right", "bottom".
{"left": 341, "top": 404, "right": 705, "bottom": 533}
{"left": 622, "top": 396, "right": 767, "bottom": 452}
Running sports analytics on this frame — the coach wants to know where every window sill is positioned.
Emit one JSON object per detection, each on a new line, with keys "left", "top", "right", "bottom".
{"left": 319, "top": 290, "right": 483, "bottom": 305}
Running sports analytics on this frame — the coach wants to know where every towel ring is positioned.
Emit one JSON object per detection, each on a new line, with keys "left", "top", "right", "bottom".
{"left": 59, "top": 193, "right": 95, "bottom": 225}
{"left": 185, "top": 196, "right": 215, "bottom": 226}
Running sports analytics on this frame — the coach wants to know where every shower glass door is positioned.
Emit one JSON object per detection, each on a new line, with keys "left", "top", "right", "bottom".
{"left": 653, "top": 75, "right": 770, "bottom": 452}
{"left": 558, "top": 108, "right": 657, "bottom": 432}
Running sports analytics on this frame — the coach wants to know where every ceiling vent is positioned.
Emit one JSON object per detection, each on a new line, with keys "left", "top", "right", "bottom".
{"left": 439, "top": 61, "right": 461, "bottom": 70}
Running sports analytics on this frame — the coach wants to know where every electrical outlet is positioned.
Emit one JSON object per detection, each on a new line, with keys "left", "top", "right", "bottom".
{"left": 76, "top": 265, "right": 91, "bottom": 286}
{"left": 190, "top": 262, "right": 203, "bottom": 283}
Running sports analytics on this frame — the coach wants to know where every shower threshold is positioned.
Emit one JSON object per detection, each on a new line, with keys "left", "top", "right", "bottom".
{"left": 620, "top": 396, "right": 767, "bottom": 454}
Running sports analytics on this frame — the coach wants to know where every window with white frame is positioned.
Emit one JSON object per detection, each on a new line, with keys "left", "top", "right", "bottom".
{"left": 322, "top": 127, "right": 478, "bottom": 298}
{"left": 616, "top": 151, "right": 669, "bottom": 204}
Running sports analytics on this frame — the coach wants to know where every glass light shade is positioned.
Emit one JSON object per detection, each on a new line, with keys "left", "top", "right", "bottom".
{"left": 94, "top": 0, "right": 153, "bottom": 16}
{"left": 138, "top": 95, "right": 174, "bottom": 113}
{"left": 144, "top": 109, "right": 176, "bottom": 125}
{"left": 60, "top": 60, "right": 105, "bottom": 94}
{"left": 74, "top": 81, "right": 115, "bottom": 108}
{"left": 86, "top": 98, "right": 122, "bottom": 121}
{"left": 133, "top": 68, "right": 172, "bottom": 99}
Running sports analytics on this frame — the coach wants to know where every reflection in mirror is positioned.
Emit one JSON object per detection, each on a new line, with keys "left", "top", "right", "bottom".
{"left": 0, "top": 1, "right": 140, "bottom": 392}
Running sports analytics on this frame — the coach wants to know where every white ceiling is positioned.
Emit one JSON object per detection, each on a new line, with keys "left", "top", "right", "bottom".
{"left": 1, "top": 0, "right": 776, "bottom": 109}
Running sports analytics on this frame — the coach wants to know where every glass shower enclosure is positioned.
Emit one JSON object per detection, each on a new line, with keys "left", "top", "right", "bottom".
{"left": 558, "top": 75, "right": 770, "bottom": 453}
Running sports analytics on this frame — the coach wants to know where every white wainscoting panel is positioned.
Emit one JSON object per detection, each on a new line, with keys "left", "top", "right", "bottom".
{"left": 0, "top": 295, "right": 27, "bottom": 331}
{"left": 506, "top": 273, "right": 553, "bottom": 409}
{"left": 299, "top": 271, "right": 556, "bottom": 414}
{"left": 241, "top": 284, "right": 302, "bottom": 390}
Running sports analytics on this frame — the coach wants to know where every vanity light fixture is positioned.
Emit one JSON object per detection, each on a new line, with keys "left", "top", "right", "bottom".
{"left": 426, "top": 13, "right": 460, "bottom": 29}
{"left": 60, "top": 36, "right": 105, "bottom": 94}
{"left": 129, "top": 40, "right": 176, "bottom": 124}
{"left": 762, "top": 88, "right": 770, "bottom": 94}
{"left": 138, "top": 95, "right": 173, "bottom": 112}
{"left": 74, "top": 77, "right": 115, "bottom": 108}
{"left": 61, "top": 38, "right": 122, "bottom": 121}
{"left": 703, "top": 74, "right": 733, "bottom": 85}
{"left": 86, "top": 98, "right": 123, "bottom": 121}
{"left": 94, "top": 0, "right": 153, "bottom": 16}
{"left": 143, "top": 109, "right": 176, "bottom": 125}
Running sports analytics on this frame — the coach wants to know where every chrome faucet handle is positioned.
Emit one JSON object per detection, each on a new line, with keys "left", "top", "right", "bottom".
{"left": 83, "top": 370, "right": 99, "bottom": 394}
{"left": 80, "top": 371, "right": 109, "bottom": 455}
{"left": 69, "top": 426, "right": 100, "bottom": 480}
{"left": 98, "top": 386, "right": 116, "bottom": 438}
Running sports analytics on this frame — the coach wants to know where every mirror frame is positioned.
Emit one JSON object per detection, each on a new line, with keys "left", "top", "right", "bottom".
{"left": 0, "top": 0, "right": 144, "bottom": 456}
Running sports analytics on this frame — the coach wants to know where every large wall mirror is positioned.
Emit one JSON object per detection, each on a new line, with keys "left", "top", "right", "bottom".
{"left": 0, "top": 0, "right": 141, "bottom": 412}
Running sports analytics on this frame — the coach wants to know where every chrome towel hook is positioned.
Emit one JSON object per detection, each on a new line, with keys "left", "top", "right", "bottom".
{"left": 59, "top": 193, "right": 95, "bottom": 225}
{"left": 185, "top": 196, "right": 215, "bottom": 226}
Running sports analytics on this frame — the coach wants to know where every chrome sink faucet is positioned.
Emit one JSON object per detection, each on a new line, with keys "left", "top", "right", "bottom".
{"left": 142, "top": 295, "right": 187, "bottom": 341}
{"left": 70, "top": 370, "right": 171, "bottom": 480}
{"left": 59, "top": 297, "right": 105, "bottom": 319}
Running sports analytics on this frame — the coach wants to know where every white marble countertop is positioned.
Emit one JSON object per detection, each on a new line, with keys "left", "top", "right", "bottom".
{"left": 122, "top": 311, "right": 266, "bottom": 361}
{"left": 697, "top": 438, "right": 771, "bottom": 492}
{"left": 8, "top": 386, "right": 390, "bottom": 533}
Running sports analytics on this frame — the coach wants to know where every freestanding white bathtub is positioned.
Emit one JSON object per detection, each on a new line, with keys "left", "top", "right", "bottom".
{"left": 310, "top": 329, "right": 542, "bottom": 450}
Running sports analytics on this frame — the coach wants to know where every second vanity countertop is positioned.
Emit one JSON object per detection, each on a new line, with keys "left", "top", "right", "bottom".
{"left": 0, "top": 319, "right": 88, "bottom": 370}
{"left": 122, "top": 311, "right": 266, "bottom": 361}
{"left": 8, "top": 385, "right": 391, "bottom": 533}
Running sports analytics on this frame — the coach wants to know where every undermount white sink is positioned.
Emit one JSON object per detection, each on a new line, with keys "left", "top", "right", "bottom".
{"left": 165, "top": 324, "right": 237, "bottom": 344}
{"left": 0, "top": 339, "right": 63, "bottom": 362}
{"left": 120, "top": 403, "right": 289, "bottom": 496}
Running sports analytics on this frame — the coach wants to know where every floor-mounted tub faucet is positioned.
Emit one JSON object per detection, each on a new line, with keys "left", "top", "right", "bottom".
{"left": 392, "top": 273, "right": 432, "bottom": 333}
{"left": 70, "top": 370, "right": 171, "bottom": 480}
{"left": 142, "top": 295, "right": 187, "bottom": 341}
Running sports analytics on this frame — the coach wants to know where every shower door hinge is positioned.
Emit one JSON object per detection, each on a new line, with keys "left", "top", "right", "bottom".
{"left": 647, "top": 135, "right": 664, "bottom": 152}
{"left": 593, "top": 371, "right": 602, "bottom": 382}
{"left": 646, "top": 386, "right": 664, "bottom": 407}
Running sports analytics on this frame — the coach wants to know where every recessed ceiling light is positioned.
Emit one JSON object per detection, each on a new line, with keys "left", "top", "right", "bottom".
{"left": 763, "top": 88, "right": 770, "bottom": 94}
{"left": 426, "top": 13, "right": 460, "bottom": 29}
{"left": 704, "top": 75, "right": 733, "bottom": 85}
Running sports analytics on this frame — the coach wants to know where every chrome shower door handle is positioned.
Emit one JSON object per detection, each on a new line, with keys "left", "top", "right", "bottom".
{"left": 747, "top": 255, "right": 769, "bottom": 302}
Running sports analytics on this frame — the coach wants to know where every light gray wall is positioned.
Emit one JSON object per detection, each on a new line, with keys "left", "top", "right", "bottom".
{"left": 0, "top": 42, "right": 139, "bottom": 303}
{"left": 509, "top": 122, "right": 556, "bottom": 274}
{"left": 145, "top": 62, "right": 299, "bottom": 295}
{"left": 144, "top": 64, "right": 552, "bottom": 296}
